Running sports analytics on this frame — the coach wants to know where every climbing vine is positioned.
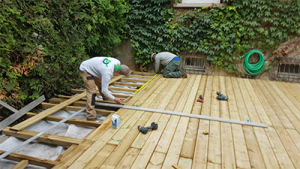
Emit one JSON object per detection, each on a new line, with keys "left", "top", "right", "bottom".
{"left": 126, "top": 0, "right": 300, "bottom": 72}
{"left": 0, "top": 0, "right": 127, "bottom": 118}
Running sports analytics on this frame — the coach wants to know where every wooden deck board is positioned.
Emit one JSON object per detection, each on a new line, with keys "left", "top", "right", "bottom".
{"left": 40, "top": 75, "right": 300, "bottom": 169}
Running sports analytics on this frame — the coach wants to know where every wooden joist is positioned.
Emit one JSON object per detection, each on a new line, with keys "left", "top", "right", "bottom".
{"left": 10, "top": 73, "right": 133, "bottom": 131}
{"left": 132, "top": 72, "right": 156, "bottom": 76}
{"left": 11, "top": 160, "right": 29, "bottom": 169}
{"left": 41, "top": 102, "right": 113, "bottom": 116}
{"left": 108, "top": 86, "right": 136, "bottom": 92}
{"left": 113, "top": 82, "right": 143, "bottom": 87}
{"left": 0, "top": 150, "right": 58, "bottom": 169}
{"left": 129, "top": 75, "right": 152, "bottom": 79}
{"left": 71, "top": 89, "right": 131, "bottom": 98}
{"left": 26, "top": 112, "right": 101, "bottom": 127}
{"left": 10, "top": 92, "right": 87, "bottom": 131}
{"left": 58, "top": 95, "right": 117, "bottom": 104}
{"left": 120, "top": 78, "right": 149, "bottom": 83}
{"left": 3, "top": 127, "right": 82, "bottom": 146}
{"left": 49, "top": 98, "right": 118, "bottom": 111}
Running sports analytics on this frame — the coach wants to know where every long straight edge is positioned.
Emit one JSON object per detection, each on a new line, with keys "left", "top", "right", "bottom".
{"left": 95, "top": 102, "right": 267, "bottom": 128}
{"left": 0, "top": 107, "right": 86, "bottom": 160}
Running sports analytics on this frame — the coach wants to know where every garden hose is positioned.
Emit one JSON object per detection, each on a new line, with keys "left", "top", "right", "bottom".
{"left": 242, "top": 49, "right": 265, "bottom": 76}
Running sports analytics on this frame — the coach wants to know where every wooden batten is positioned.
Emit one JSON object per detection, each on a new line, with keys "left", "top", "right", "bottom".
{"left": 113, "top": 82, "right": 143, "bottom": 87}
{"left": 26, "top": 112, "right": 101, "bottom": 127}
{"left": 71, "top": 89, "right": 131, "bottom": 98}
{"left": 0, "top": 150, "right": 58, "bottom": 169}
{"left": 11, "top": 160, "right": 29, "bottom": 169}
{"left": 3, "top": 127, "right": 82, "bottom": 146}
{"left": 41, "top": 102, "right": 113, "bottom": 116}
{"left": 120, "top": 78, "right": 149, "bottom": 83}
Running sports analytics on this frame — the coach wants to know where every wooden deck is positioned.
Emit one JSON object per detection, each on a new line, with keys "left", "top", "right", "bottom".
{"left": 49, "top": 74, "right": 300, "bottom": 169}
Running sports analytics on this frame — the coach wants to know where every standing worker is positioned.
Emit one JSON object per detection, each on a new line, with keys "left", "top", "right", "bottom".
{"left": 79, "top": 57, "right": 130, "bottom": 122}
{"left": 151, "top": 52, "right": 187, "bottom": 78}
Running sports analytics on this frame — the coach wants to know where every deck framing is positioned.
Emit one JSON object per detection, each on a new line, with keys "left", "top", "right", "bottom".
{"left": 1, "top": 72, "right": 300, "bottom": 169}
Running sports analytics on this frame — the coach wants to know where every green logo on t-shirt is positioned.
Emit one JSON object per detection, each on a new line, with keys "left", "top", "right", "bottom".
{"left": 103, "top": 58, "right": 111, "bottom": 67}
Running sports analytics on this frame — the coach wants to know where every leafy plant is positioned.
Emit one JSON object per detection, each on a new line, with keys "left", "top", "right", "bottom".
{"left": 0, "top": 0, "right": 127, "bottom": 118}
{"left": 126, "top": 0, "right": 300, "bottom": 73}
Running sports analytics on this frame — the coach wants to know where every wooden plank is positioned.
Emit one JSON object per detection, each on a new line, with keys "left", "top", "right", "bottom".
{"left": 26, "top": 112, "right": 101, "bottom": 127}
{"left": 51, "top": 139, "right": 94, "bottom": 169}
{"left": 67, "top": 76, "right": 167, "bottom": 169}
{"left": 0, "top": 95, "right": 45, "bottom": 131}
{"left": 192, "top": 76, "right": 213, "bottom": 169}
{"left": 86, "top": 74, "right": 164, "bottom": 141}
{"left": 149, "top": 77, "right": 190, "bottom": 166}
{"left": 133, "top": 72, "right": 156, "bottom": 76}
{"left": 113, "top": 82, "right": 143, "bottom": 87}
{"left": 146, "top": 152, "right": 166, "bottom": 169}
{"left": 84, "top": 144, "right": 116, "bottom": 169}
{"left": 282, "top": 82, "right": 300, "bottom": 103}
{"left": 180, "top": 75, "right": 207, "bottom": 158}
{"left": 265, "top": 127, "right": 295, "bottom": 169}
{"left": 10, "top": 92, "right": 87, "bottom": 131}
{"left": 178, "top": 157, "right": 192, "bottom": 169}
{"left": 108, "top": 86, "right": 136, "bottom": 92}
{"left": 98, "top": 78, "right": 175, "bottom": 169}
{"left": 219, "top": 76, "right": 235, "bottom": 169}
{"left": 288, "top": 83, "right": 300, "bottom": 101}
{"left": 287, "top": 129, "right": 300, "bottom": 152}
{"left": 41, "top": 102, "right": 113, "bottom": 116}
{"left": 260, "top": 80, "right": 300, "bottom": 168}
{"left": 108, "top": 78, "right": 174, "bottom": 145}
{"left": 161, "top": 76, "right": 201, "bottom": 169}
{"left": 10, "top": 74, "right": 131, "bottom": 131}
{"left": 71, "top": 89, "right": 131, "bottom": 98}
{"left": 130, "top": 74, "right": 152, "bottom": 79}
{"left": 251, "top": 80, "right": 295, "bottom": 169}
{"left": 130, "top": 78, "right": 182, "bottom": 148}
{"left": 11, "top": 160, "right": 29, "bottom": 169}
{"left": 0, "top": 150, "right": 57, "bottom": 169}
{"left": 3, "top": 127, "right": 82, "bottom": 146}
{"left": 224, "top": 77, "right": 250, "bottom": 169}
{"left": 121, "top": 78, "right": 149, "bottom": 83}
{"left": 207, "top": 162, "right": 221, "bottom": 169}
{"left": 54, "top": 75, "right": 162, "bottom": 169}
{"left": 240, "top": 79, "right": 279, "bottom": 169}
{"left": 55, "top": 144, "right": 78, "bottom": 162}
{"left": 58, "top": 95, "right": 116, "bottom": 104}
{"left": 262, "top": 80, "right": 300, "bottom": 131}
{"left": 270, "top": 81, "right": 300, "bottom": 121}
{"left": 207, "top": 76, "right": 221, "bottom": 165}
{"left": 234, "top": 77, "right": 266, "bottom": 169}
{"left": 116, "top": 148, "right": 141, "bottom": 169}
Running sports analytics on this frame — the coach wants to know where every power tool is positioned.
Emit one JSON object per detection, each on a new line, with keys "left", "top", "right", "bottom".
{"left": 138, "top": 122, "right": 158, "bottom": 134}
{"left": 216, "top": 91, "right": 228, "bottom": 101}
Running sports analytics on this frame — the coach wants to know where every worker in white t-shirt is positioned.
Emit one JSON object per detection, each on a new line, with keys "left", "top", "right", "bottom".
{"left": 79, "top": 57, "right": 130, "bottom": 122}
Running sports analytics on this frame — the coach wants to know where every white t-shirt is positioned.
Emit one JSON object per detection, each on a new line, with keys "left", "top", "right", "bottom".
{"left": 79, "top": 57, "right": 121, "bottom": 101}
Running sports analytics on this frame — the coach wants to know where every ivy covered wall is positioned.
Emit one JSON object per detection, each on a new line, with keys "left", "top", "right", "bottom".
{"left": 126, "top": 0, "right": 300, "bottom": 73}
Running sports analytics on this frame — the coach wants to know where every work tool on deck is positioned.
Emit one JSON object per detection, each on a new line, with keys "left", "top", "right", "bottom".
{"left": 197, "top": 95, "right": 204, "bottom": 103}
{"left": 216, "top": 91, "right": 228, "bottom": 101}
{"left": 138, "top": 122, "right": 158, "bottom": 134}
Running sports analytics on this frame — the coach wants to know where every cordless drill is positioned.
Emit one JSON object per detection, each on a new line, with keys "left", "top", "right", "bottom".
{"left": 138, "top": 122, "right": 158, "bottom": 134}
{"left": 216, "top": 91, "right": 228, "bottom": 101}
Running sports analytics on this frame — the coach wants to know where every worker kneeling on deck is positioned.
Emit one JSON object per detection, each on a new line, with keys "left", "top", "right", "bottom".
{"left": 79, "top": 57, "right": 130, "bottom": 122}
{"left": 151, "top": 52, "right": 187, "bottom": 78}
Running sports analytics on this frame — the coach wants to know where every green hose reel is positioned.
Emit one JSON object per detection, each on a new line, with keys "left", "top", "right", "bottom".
{"left": 242, "top": 49, "right": 265, "bottom": 76}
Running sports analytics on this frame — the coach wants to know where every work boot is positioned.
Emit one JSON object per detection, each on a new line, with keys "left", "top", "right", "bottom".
{"left": 180, "top": 69, "right": 187, "bottom": 78}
